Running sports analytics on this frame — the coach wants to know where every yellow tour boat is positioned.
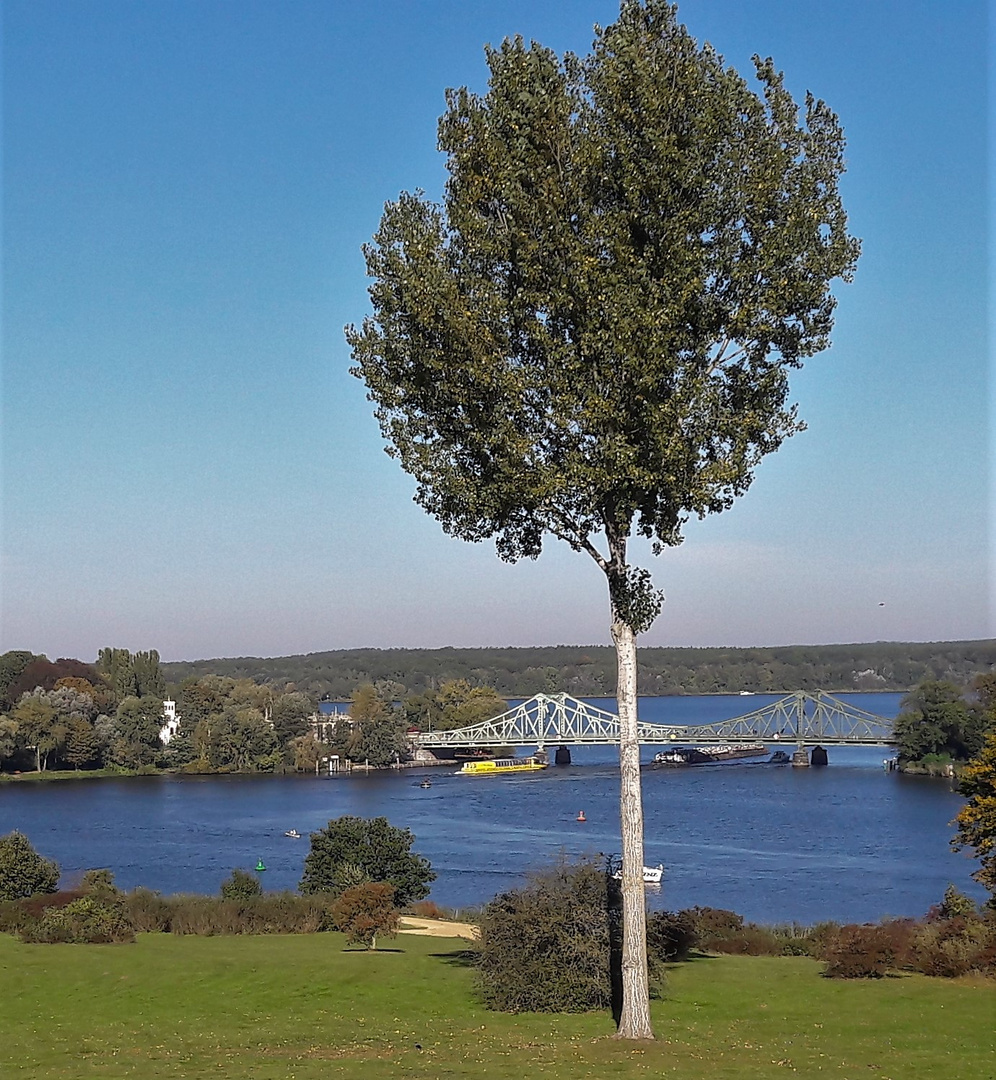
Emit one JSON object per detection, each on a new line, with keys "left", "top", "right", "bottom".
{"left": 459, "top": 757, "right": 548, "bottom": 775}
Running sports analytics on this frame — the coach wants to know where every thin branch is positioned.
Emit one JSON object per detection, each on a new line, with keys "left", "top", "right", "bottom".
{"left": 705, "top": 339, "right": 749, "bottom": 376}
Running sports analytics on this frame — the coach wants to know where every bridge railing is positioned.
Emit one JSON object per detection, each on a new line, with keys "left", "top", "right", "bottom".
{"left": 411, "top": 691, "right": 895, "bottom": 749}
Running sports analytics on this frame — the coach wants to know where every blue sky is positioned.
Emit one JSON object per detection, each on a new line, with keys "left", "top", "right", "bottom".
{"left": 1, "top": 0, "right": 990, "bottom": 662}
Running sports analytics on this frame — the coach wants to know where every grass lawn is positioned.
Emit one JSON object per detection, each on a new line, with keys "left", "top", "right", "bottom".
{"left": 1, "top": 932, "right": 992, "bottom": 1079}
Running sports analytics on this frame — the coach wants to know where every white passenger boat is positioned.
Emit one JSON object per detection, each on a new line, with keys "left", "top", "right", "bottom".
{"left": 612, "top": 864, "right": 664, "bottom": 885}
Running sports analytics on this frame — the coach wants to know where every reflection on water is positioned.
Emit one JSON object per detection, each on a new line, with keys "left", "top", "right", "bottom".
{"left": 0, "top": 694, "right": 984, "bottom": 923}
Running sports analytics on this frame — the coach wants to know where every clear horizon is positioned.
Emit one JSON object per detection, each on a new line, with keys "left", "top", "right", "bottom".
{"left": 2, "top": 0, "right": 991, "bottom": 662}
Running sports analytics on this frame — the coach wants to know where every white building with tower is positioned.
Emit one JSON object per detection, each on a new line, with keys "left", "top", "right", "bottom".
{"left": 159, "top": 699, "right": 180, "bottom": 745}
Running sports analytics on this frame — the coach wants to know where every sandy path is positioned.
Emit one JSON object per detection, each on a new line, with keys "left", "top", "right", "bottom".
{"left": 398, "top": 916, "right": 479, "bottom": 941}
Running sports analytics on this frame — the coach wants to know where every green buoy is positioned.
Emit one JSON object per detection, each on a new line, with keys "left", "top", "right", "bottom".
{"left": 255, "top": 860, "right": 266, "bottom": 872}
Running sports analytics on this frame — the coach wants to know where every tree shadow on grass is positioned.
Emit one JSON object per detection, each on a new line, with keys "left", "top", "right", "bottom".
{"left": 430, "top": 948, "right": 479, "bottom": 968}
{"left": 341, "top": 947, "right": 406, "bottom": 953}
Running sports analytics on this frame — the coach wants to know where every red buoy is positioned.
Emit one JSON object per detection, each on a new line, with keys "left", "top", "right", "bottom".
{"left": 577, "top": 811, "right": 586, "bottom": 822}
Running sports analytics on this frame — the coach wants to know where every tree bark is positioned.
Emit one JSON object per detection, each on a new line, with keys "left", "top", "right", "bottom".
{"left": 608, "top": 569, "right": 655, "bottom": 1039}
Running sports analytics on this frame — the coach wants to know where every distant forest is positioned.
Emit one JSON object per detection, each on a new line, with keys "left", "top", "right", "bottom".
{"left": 162, "top": 640, "right": 995, "bottom": 700}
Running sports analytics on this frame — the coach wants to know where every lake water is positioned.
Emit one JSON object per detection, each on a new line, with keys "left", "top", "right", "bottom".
{"left": 0, "top": 693, "right": 985, "bottom": 924}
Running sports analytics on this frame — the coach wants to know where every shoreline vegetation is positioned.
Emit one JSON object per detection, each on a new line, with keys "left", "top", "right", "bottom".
{"left": 2, "top": 647, "right": 991, "bottom": 781}
{"left": 160, "top": 640, "right": 994, "bottom": 699}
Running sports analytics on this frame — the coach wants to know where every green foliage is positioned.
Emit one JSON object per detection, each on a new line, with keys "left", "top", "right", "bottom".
{"left": 330, "top": 881, "right": 399, "bottom": 949}
{"left": 220, "top": 869, "right": 264, "bottom": 901}
{"left": 22, "top": 895, "right": 136, "bottom": 944}
{"left": 0, "top": 831, "right": 59, "bottom": 901}
{"left": 348, "top": 0, "right": 858, "bottom": 613}
{"left": 97, "top": 648, "right": 165, "bottom": 700}
{"left": 908, "top": 915, "right": 996, "bottom": 977}
{"left": 81, "top": 868, "right": 120, "bottom": 898}
{"left": 271, "top": 691, "right": 314, "bottom": 746}
{"left": 953, "top": 728, "right": 996, "bottom": 905}
{"left": 160, "top": 641, "right": 996, "bottom": 700}
{"left": 299, "top": 816, "right": 434, "bottom": 907}
{"left": 110, "top": 695, "right": 164, "bottom": 769}
{"left": 933, "top": 883, "right": 979, "bottom": 920}
{"left": 645, "top": 909, "right": 698, "bottom": 962}
{"left": 10, "top": 693, "right": 62, "bottom": 771}
{"left": 893, "top": 680, "right": 988, "bottom": 765}
{"left": 327, "top": 684, "right": 408, "bottom": 766}
{"left": 0, "top": 650, "right": 36, "bottom": 709}
{"left": 475, "top": 859, "right": 664, "bottom": 1012}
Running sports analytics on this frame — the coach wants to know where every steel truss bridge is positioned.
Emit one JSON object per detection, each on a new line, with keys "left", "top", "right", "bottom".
{"left": 412, "top": 691, "right": 896, "bottom": 751}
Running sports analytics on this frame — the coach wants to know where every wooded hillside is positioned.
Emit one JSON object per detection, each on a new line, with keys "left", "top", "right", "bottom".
{"left": 162, "top": 640, "right": 995, "bottom": 700}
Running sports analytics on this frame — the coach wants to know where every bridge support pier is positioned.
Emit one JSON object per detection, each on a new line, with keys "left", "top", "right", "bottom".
{"left": 791, "top": 748, "right": 810, "bottom": 767}
{"left": 555, "top": 746, "right": 572, "bottom": 765}
{"left": 810, "top": 745, "right": 828, "bottom": 767}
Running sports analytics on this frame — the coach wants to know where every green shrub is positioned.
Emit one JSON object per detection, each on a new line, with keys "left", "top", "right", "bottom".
{"left": 0, "top": 899, "right": 36, "bottom": 935}
{"left": 476, "top": 859, "right": 662, "bottom": 1013}
{"left": 220, "top": 869, "right": 263, "bottom": 900}
{"left": 124, "top": 888, "right": 173, "bottom": 932}
{"left": 81, "top": 869, "right": 120, "bottom": 898}
{"left": 161, "top": 892, "right": 335, "bottom": 936}
{"left": 22, "top": 895, "right": 135, "bottom": 944}
{"left": 646, "top": 910, "right": 698, "bottom": 962}
{"left": 929, "top": 884, "right": 979, "bottom": 921}
{"left": 0, "top": 831, "right": 59, "bottom": 901}
{"left": 909, "top": 916, "right": 996, "bottom": 977}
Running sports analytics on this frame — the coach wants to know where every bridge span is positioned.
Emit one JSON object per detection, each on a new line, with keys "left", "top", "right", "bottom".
{"left": 412, "top": 691, "right": 896, "bottom": 754}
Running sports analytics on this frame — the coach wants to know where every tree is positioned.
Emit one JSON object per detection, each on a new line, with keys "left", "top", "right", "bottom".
{"left": 0, "top": 831, "right": 59, "bottom": 900}
{"left": 0, "top": 650, "right": 36, "bottom": 709}
{"left": 0, "top": 715, "right": 17, "bottom": 767}
{"left": 953, "top": 730, "right": 996, "bottom": 906}
{"left": 221, "top": 868, "right": 264, "bottom": 900}
{"left": 299, "top": 815, "right": 435, "bottom": 906}
{"left": 96, "top": 647, "right": 165, "bottom": 701}
{"left": 346, "top": 0, "right": 858, "bottom": 1037}
{"left": 437, "top": 680, "right": 507, "bottom": 730}
{"left": 272, "top": 691, "right": 314, "bottom": 747}
{"left": 11, "top": 693, "right": 62, "bottom": 771}
{"left": 342, "top": 684, "right": 408, "bottom": 766}
{"left": 893, "top": 681, "right": 984, "bottom": 765}
{"left": 110, "top": 695, "right": 164, "bottom": 769}
{"left": 64, "top": 715, "right": 100, "bottom": 769}
{"left": 331, "top": 881, "right": 400, "bottom": 950}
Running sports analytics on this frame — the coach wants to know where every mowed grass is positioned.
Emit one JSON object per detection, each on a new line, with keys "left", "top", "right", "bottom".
{"left": 1, "top": 932, "right": 993, "bottom": 1080}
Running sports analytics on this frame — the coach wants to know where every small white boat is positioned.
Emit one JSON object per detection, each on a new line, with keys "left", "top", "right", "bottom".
{"left": 613, "top": 864, "right": 664, "bottom": 885}
{"left": 284, "top": 829, "right": 301, "bottom": 839}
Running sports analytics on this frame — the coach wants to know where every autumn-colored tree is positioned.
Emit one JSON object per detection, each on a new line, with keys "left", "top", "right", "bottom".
{"left": 331, "top": 881, "right": 400, "bottom": 950}
{"left": 953, "top": 730, "right": 996, "bottom": 907}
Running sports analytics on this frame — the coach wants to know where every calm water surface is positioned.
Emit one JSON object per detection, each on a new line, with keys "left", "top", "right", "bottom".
{"left": 0, "top": 694, "right": 984, "bottom": 923}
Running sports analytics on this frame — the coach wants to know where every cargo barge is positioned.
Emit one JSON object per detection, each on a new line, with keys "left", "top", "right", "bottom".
{"left": 652, "top": 743, "right": 768, "bottom": 767}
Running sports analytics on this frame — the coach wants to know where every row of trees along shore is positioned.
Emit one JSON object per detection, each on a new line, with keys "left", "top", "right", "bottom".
{"left": 0, "top": 647, "right": 513, "bottom": 774}
{"left": 3, "top": 646, "right": 995, "bottom": 776}
{"left": 159, "top": 640, "right": 995, "bottom": 701}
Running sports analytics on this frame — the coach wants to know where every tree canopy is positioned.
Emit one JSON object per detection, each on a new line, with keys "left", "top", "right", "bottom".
{"left": 299, "top": 816, "right": 435, "bottom": 907}
{"left": 892, "top": 681, "right": 990, "bottom": 766}
{"left": 0, "top": 831, "right": 60, "bottom": 901}
{"left": 348, "top": 2, "right": 858, "bottom": 595}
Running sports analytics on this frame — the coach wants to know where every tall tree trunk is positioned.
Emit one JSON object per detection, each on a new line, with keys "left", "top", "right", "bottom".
{"left": 605, "top": 528, "right": 655, "bottom": 1041}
